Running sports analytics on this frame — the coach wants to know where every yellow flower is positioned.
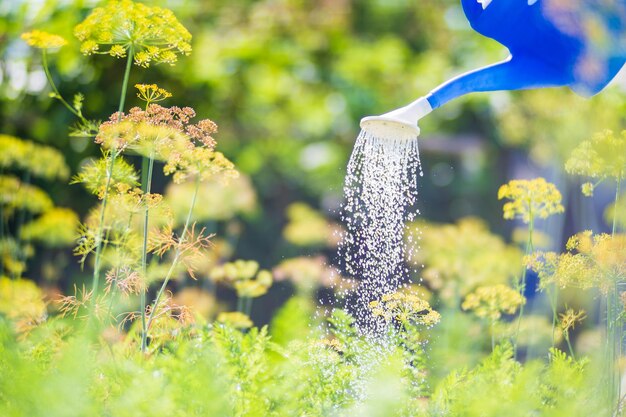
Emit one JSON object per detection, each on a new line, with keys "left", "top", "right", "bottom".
{"left": 565, "top": 129, "right": 626, "bottom": 181}
{"left": 0, "top": 277, "right": 47, "bottom": 332}
{"left": 0, "top": 135, "right": 69, "bottom": 181}
{"left": 368, "top": 290, "right": 440, "bottom": 326}
{"left": 498, "top": 178, "right": 564, "bottom": 223}
{"left": 135, "top": 84, "right": 172, "bottom": 104}
{"left": 462, "top": 284, "right": 525, "bottom": 321}
{"left": 20, "top": 208, "right": 79, "bottom": 247}
{"left": 210, "top": 260, "right": 273, "bottom": 298}
{"left": 527, "top": 232, "right": 626, "bottom": 294}
{"left": 74, "top": 0, "right": 192, "bottom": 67}
{"left": 217, "top": 311, "right": 253, "bottom": 329}
{"left": 21, "top": 30, "right": 67, "bottom": 49}
{"left": 282, "top": 203, "right": 335, "bottom": 247}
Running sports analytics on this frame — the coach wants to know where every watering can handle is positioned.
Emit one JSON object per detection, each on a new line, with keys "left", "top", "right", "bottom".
{"left": 426, "top": 55, "right": 570, "bottom": 110}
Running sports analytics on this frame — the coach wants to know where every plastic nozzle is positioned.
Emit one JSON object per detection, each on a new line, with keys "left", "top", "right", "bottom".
{"left": 360, "top": 97, "right": 433, "bottom": 139}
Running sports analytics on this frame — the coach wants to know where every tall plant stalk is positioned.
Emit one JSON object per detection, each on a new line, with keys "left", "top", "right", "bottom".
{"left": 140, "top": 153, "right": 155, "bottom": 352}
{"left": 514, "top": 210, "right": 534, "bottom": 355}
{"left": 144, "top": 176, "right": 200, "bottom": 349}
{"left": 90, "top": 50, "right": 134, "bottom": 308}
{"left": 606, "top": 175, "right": 622, "bottom": 407}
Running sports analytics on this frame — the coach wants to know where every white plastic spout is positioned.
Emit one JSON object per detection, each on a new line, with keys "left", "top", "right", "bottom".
{"left": 360, "top": 96, "right": 433, "bottom": 139}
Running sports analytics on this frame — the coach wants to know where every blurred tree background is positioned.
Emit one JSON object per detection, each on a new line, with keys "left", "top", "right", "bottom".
{"left": 1, "top": 0, "right": 625, "bottom": 324}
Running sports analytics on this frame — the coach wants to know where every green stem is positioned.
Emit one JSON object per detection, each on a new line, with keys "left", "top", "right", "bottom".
{"left": 237, "top": 296, "right": 244, "bottom": 313}
{"left": 491, "top": 320, "right": 496, "bottom": 352}
{"left": 140, "top": 154, "right": 155, "bottom": 353}
{"left": 89, "top": 51, "right": 134, "bottom": 317}
{"left": 145, "top": 177, "right": 200, "bottom": 344}
{"left": 564, "top": 330, "right": 576, "bottom": 360}
{"left": 612, "top": 176, "right": 621, "bottom": 236}
{"left": 42, "top": 50, "right": 85, "bottom": 121}
{"left": 514, "top": 214, "right": 534, "bottom": 356}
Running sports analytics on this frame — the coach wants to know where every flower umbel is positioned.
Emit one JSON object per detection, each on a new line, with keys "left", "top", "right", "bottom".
{"left": 369, "top": 290, "right": 440, "bottom": 326}
{"left": 498, "top": 178, "right": 564, "bottom": 223}
{"left": 135, "top": 84, "right": 172, "bottom": 105}
{"left": 21, "top": 30, "right": 67, "bottom": 49}
{"left": 74, "top": 0, "right": 192, "bottom": 67}
{"left": 462, "top": 284, "right": 526, "bottom": 321}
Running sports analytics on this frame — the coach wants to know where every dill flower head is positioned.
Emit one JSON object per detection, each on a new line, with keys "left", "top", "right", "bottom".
{"left": 135, "top": 84, "right": 172, "bottom": 105}
{"left": 20, "top": 208, "right": 79, "bottom": 247}
{"left": 462, "top": 284, "right": 525, "bottom": 321}
{"left": 97, "top": 105, "right": 234, "bottom": 183}
{"left": 0, "top": 277, "right": 47, "bottom": 332}
{"left": 565, "top": 129, "right": 626, "bottom": 181}
{"left": 369, "top": 291, "right": 440, "bottom": 326}
{"left": 282, "top": 202, "right": 336, "bottom": 247}
{"left": 21, "top": 30, "right": 67, "bottom": 49}
{"left": 210, "top": 260, "right": 273, "bottom": 298}
{"left": 527, "top": 232, "right": 626, "bottom": 294}
{"left": 0, "top": 135, "right": 69, "bottom": 181}
{"left": 0, "top": 175, "right": 53, "bottom": 216}
{"left": 74, "top": 0, "right": 192, "bottom": 67}
{"left": 273, "top": 256, "right": 338, "bottom": 290}
{"left": 217, "top": 311, "right": 253, "bottom": 329}
{"left": 498, "top": 178, "right": 564, "bottom": 223}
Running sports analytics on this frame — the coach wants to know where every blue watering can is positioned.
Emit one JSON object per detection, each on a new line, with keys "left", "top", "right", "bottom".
{"left": 361, "top": 0, "right": 626, "bottom": 138}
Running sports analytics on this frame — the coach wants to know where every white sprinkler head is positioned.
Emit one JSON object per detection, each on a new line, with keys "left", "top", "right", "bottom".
{"left": 360, "top": 97, "right": 433, "bottom": 140}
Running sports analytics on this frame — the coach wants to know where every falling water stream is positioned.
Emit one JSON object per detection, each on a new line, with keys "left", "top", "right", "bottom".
{"left": 335, "top": 129, "right": 422, "bottom": 335}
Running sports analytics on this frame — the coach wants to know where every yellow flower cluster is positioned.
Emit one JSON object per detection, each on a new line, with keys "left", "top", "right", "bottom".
{"left": 565, "top": 129, "right": 626, "bottom": 181}
{"left": 526, "top": 231, "right": 626, "bottom": 294}
{"left": 74, "top": 0, "right": 192, "bottom": 67}
{"left": 273, "top": 256, "right": 339, "bottom": 291}
{"left": 72, "top": 156, "right": 139, "bottom": 199}
{"left": 369, "top": 290, "right": 440, "bottom": 326}
{"left": 0, "top": 277, "right": 47, "bottom": 333}
{"left": 217, "top": 311, "right": 253, "bottom": 329}
{"left": 0, "top": 135, "right": 69, "bottom": 181}
{"left": 0, "top": 175, "right": 53, "bottom": 216}
{"left": 21, "top": 30, "right": 67, "bottom": 49}
{"left": 282, "top": 202, "right": 336, "bottom": 247}
{"left": 462, "top": 284, "right": 525, "bottom": 321}
{"left": 409, "top": 218, "right": 522, "bottom": 303}
{"left": 498, "top": 178, "right": 564, "bottom": 223}
{"left": 135, "top": 84, "right": 172, "bottom": 105}
{"left": 20, "top": 208, "right": 79, "bottom": 247}
{"left": 210, "top": 260, "right": 273, "bottom": 298}
{"left": 96, "top": 105, "right": 237, "bottom": 184}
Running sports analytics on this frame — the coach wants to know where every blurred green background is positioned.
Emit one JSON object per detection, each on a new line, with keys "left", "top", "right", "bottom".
{"left": 2, "top": 0, "right": 625, "bottom": 324}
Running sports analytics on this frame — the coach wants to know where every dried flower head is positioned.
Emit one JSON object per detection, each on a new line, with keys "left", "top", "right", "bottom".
{"left": 217, "top": 311, "right": 253, "bottom": 329}
{"left": 74, "top": 0, "right": 192, "bottom": 67}
{"left": 21, "top": 30, "right": 67, "bottom": 49}
{"left": 498, "top": 178, "right": 564, "bottom": 223}
{"left": 462, "top": 284, "right": 526, "bottom": 321}
{"left": 565, "top": 129, "right": 626, "bottom": 181}
{"left": 135, "top": 84, "right": 172, "bottom": 105}
{"left": 559, "top": 308, "right": 586, "bottom": 333}
{"left": 369, "top": 291, "right": 440, "bottom": 326}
